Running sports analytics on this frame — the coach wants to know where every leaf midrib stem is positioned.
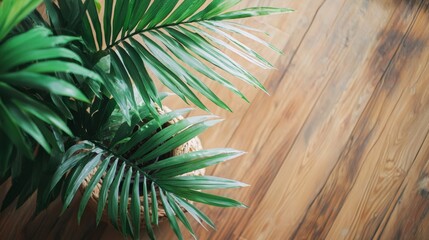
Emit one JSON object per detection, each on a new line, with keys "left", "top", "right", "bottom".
{"left": 103, "top": 19, "right": 202, "bottom": 52}
{"left": 91, "top": 140, "right": 155, "bottom": 181}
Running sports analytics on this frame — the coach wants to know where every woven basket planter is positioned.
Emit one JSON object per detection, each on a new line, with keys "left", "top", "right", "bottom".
{"left": 80, "top": 106, "right": 205, "bottom": 227}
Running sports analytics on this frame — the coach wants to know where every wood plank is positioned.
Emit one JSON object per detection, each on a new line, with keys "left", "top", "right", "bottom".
{"left": 376, "top": 132, "right": 429, "bottom": 239}
{"left": 325, "top": 5, "right": 429, "bottom": 239}
{"left": 235, "top": 1, "right": 422, "bottom": 239}
{"left": 156, "top": 2, "right": 422, "bottom": 239}
{"left": 0, "top": 181, "right": 110, "bottom": 240}
{"left": 155, "top": 0, "right": 340, "bottom": 238}
{"left": 290, "top": 1, "right": 426, "bottom": 239}
{"left": 158, "top": 0, "right": 424, "bottom": 239}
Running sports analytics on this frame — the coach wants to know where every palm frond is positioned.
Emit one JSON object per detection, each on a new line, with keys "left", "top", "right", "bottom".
{"left": 62, "top": 147, "right": 245, "bottom": 239}
{"left": 46, "top": 0, "right": 292, "bottom": 115}
{"left": 0, "top": 26, "right": 101, "bottom": 157}
{"left": 48, "top": 99, "right": 247, "bottom": 239}
{"left": 0, "top": 7, "right": 101, "bottom": 209}
{"left": 210, "top": 7, "right": 294, "bottom": 21}
{"left": 0, "top": 0, "right": 43, "bottom": 40}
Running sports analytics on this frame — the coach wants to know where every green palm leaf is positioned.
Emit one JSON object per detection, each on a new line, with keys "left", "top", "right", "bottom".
{"left": 0, "top": 23, "right": 102, "bottom": 211}
{"left": 211, "top": 7, "right": 294, "bottom": 20}
{"left": 157, "top": 176, "right": 249, "bottom": 190}
{"left": 69, "top": 0, "right": 291, "bottom": 114}
{"left": 173, "top": 189, "right": 246, "bottom": 208}
{"left": 96, "top": 158, "right": 118, "bottom": 224}
{"left": 0, "top": 0, "right": 43, "bottom": 40}
{"left": 62, "top": 153, "right": 102, "bottom": 212}
{"left": 143, "top": 176, "right": 156, "bottom": 239}
{"left": 78, "top": 157, "right": 110, "bottom": 223}
{"left": 119, "top": 167, "right": 133, "bottom": 235}
{"left": 49, "top": 100, "right": 247, "bottom": 239}
{"left": 167, "top": 193, "right": 196, "bottom": 239}
{"left": 0, "top": 26, "right": 101, "bottom": 155}
{"left": 160, "top": 189, "right": 184, "bottom": 240}
{"left": 0, "top": 99, "right": 32, "bottom": 158}
{"left": 131, "top": 171, "right": 141, "bottom": 238}
{"left": 173, "top": 195, "right": 215, "bottom": 229}
{"left": 151, "top": 182, "right": 159, "bottom": 226}
{"left": 108, "top": 162, "right": 126, "bottom": 230}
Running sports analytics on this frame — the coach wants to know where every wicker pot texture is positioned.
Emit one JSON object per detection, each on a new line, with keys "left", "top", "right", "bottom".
{"left": 80, "top": 106, "right": 205, "bottom": 227}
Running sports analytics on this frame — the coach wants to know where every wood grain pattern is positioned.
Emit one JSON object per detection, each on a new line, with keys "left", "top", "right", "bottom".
{"left": 2, "top": 0, "right": 429, "bottom": 239}
{"left": 238, "top": 1, "right": 425, "bottom": 239}
{"left": 292, "top": 1, "right": 427, "bottom": 239}
{"left": 325, "top": 3, "right": 429, "bottom": 239}
{"left": 377, "top": 129, "right": 429, "bottom": 239}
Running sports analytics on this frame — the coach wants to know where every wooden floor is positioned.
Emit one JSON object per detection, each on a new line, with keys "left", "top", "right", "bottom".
{"left": 2, "top": 0, "right": 429, "bottom": 239}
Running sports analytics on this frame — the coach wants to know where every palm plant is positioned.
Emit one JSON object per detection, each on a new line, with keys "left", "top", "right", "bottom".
{"left": 0, "top": 0, "right": 291, "bottom": 239}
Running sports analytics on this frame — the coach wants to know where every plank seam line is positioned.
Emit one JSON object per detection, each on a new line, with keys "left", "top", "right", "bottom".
{"left": 379, "top": 186, "right": 406, "bottom": 239}
{"left": 270, "top": 0, "right": 329, "bottom": 91}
